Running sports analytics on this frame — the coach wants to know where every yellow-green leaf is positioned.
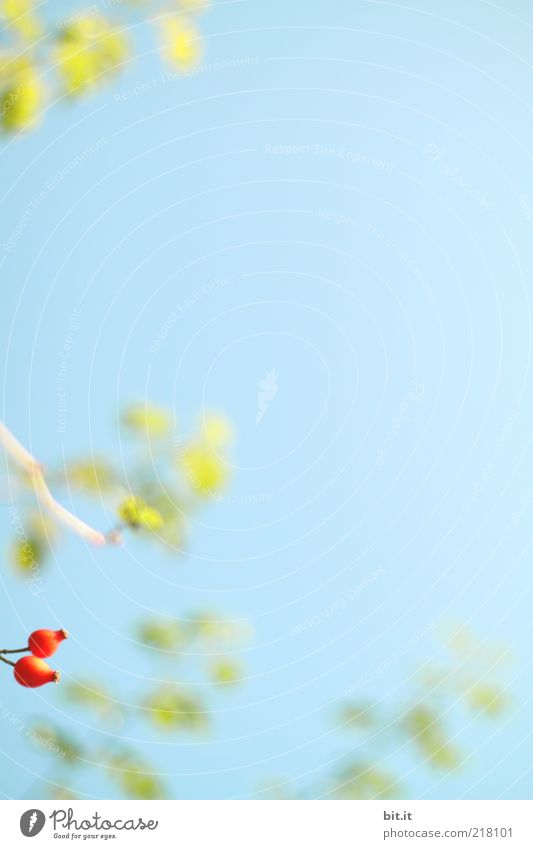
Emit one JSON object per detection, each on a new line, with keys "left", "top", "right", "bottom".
{"left": 1, "top": 0, "right": 42, "bottom": 40}
{"left": 467, "top": 683, "right": 507, "bottom": 717}
{"left": 180, "top": 443, "right": 228, "bottom": 495}
{"left": 64, "top": 457, "right": 119, "bottom": 493}
{"left": 144, "top": 686, "right": 209, "bottom": 732}
{"left": 333, "top": 762, "right": 399, "bottom": 800}
{"left": 136, "top": 618, "right": 188, "bottom": 652}
{"left": 209, "top": 657, "right": 243, "bottom": 686}
{"left": 106, "top": 750, "right": 166, "bottom": 800}
{"left": 187, "top": 611, "right": 250, "bottom": 644}
{"left": 201, "top": 413, "right": 233, "bottom": 449}
{"left": 337, "top": 701, "right": 377, "bottom": 729}
{"left": 117, "top": 495, "right": 164, "bottom": 531}
{"left": 162, "top": 16, "right": 202, "bottom": 69}
{"left": 0, "top": 56, "right": 43, "bottom": 131}
{"left": 55, "top": 14, "right": 128, "bottom": 95}
{"left": 122, "top": 404, "right": 171, "bottom": 439}
{"left": 62, "top": 680, "right": 120, "bottom": 719}
{"left": 28, "top": 723, "right": 82, "bottom": 764}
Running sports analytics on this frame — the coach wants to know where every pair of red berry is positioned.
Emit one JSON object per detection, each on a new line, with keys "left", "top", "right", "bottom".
{"left": 0, "top": 629, "right": 68, "bottom": 688}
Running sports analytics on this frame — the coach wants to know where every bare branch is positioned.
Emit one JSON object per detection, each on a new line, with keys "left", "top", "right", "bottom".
{"left": 0, "top": 420, "right": 120, "bottom": 546}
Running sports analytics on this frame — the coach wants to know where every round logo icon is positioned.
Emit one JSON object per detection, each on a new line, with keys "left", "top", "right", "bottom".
{"left": 20, "top": 809, "right": 46, "bottom": 837}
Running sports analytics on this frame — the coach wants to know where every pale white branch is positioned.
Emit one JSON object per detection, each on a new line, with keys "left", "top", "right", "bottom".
{"left": 0, "top": 420, "right": 119, "bottom": 546}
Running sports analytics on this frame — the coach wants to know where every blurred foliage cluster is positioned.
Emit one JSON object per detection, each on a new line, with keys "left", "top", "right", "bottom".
{"left": 1, "top": 0, "right": 515, "bottom": 806}
{"left": 261, "top": 626, "right": 511, "bottom": 800}
{"left": 27, "top": 609, "right": 249, "bottom": 799}
{"left": 3, "top": 402, "right": 245, "bottom": 798}
{"left": 0, "top": 0, "right": 208, "bottom": 132}
{"left": 9, "top": 403, "right": 233, "bottom": 573}
{"left": 1, "top": 406, "right": 515, "bottom": 800}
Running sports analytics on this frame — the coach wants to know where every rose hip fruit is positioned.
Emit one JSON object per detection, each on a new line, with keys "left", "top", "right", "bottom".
{"left": 29, "top": 628, "right": 68, "bottom": 658}
{"left": 14, "top": 656, "right": 60, "bottom": 688}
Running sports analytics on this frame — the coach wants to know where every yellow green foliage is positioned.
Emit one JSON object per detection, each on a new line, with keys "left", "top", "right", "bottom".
{"left": 163, "top": 16, "right": 202, "bottom": 69}
{"left": 117, "top": 495, "right": 164, "bottom": 531}
{"left": 0, "top": 56, "right": 43, "bottom": 131}
{"left": 10, "top": 510, "right": 56, "bottom": 574}
{"left": 1, "top": 0, "right": 42, "bottom": 40}
{"left": 0, "top": 1, "right": 211, "bottom": 132}
{"left": 188, "top": 611, "right": 250, "bottom": 644}
{"left": 54, "top": 14, "right": 128, "bottom": 94}
{"left": 62, "top": 680, "right": 123, "bottom": 727}
{"left": 136, "top": 618, "right": 188, "bottom": 652}
{"left": 209, "top": 657, "right": 243, "bottom": 686}
{"left": 11, "top": 535, "right": 43, "bottom": 572}
{"left": 135, "top": 611, "right": 250, "bottom": 658}
{"left": 106, "top": 749, "right": 166, "bottom": 800}
{"left": 28, "top": 723, "right": 82, "bottom": 764}
{"left": 178, "top": 0, "right": 209, "bottom": 12}
{"left": 144, "top": 685, "right": 209, "bottom": 732}
{"left": 466, "top": 683, "right": 507, "bottom": 717}
{"left": 337, "top": 701, "right": 377, "bottom": 729}
{"left": 202, "top": 414, "right": 233, "bottom": 448}
{"left": 135, "top": 487, "right": 185, "bottom": 548}
{"left": 181, "top": 442, "right": 228, "bottom": 495}
{"left": 333, "top": 763, "right": 399, "bottom": 800}
{"left": 64, "top": 457, "right": 119, "bottom": 493}
{"left": 122, "top": 404, "right": 172, "bottom": 439}
{"left": 403, "top": 705, "right": 461, "bottom": 770}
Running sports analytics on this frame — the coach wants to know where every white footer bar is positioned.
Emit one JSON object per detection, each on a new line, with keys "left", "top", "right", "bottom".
{"left": 2, "top": 799, "right": 532, "bottom": 848}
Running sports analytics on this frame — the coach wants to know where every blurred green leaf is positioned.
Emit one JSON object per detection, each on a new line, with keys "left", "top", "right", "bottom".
{"left": 136, "top": 617, "right": 188, "bottom": 652}
{"left": 122, "top": 404, "right": 172, "bottom": 439}
{"left": 117, "top": 495, "right": 164, "bottom": 531}
{"left": 9, "top": 511, "right": 56, "bottom": 575}
{"left": 332, "top": 762, "right": 400, "bottom": 800}
{"left": 144, "top": 686, "right": 209, "bottom": 732}
{"left": 1, "top": 0, "right": 42, "bottom": 40}
{"left": 63, "top": 457, "right": 119, "bottom": 494}
{"left": 208, "top": 657, "right": 243, "bottom": 687}
{"left": 54, "top": 14, "right": 128, "bottom": 96}
{"left": 180, "top": 443, "right": 228, "bottom": 496}
{"left": 403, "top": 705, "right": 461, "bottom": 770}
{"left": 466, "top": 683, "right": 508, "bottom": 717}
{"left": 62, "top": 680, "right": 123, "bottom": 727}
{"left": 28, "top": 723, "right": 82, "bottom": 764}
{"left": 106, "top": 749, "right": 166, "bottom": 800}
{"left": 178, "top": 0, "right": 210, "bottom": 12}
{"left": 201, "top": 414, "right": 234, "bottom": 449}
{"left": 135, "top": 486, "right": 186, "bottom": 549}
{"left": 336, "top": 701, "right": 378, "bottom": 730}
{"left": 187, "top": 611, "right": 250, "bottom": 645}
{"left": 0, "top": 56, "right": 43, "bottom": 131}
{"left": 161, "top": 15, "right": 203, "bottom": 69}
{"left": 11, "top": 536, "right": 45, "bottom": 573}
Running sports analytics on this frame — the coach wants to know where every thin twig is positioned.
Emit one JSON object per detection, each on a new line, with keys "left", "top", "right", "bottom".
{"left": 0, "top": 647, "right": 28, "bottom": 654}
{"left": 0, "top": 420, "right": 120, "bottom": 546}
{"left": 0, "top": 655, "right": 15, "bottom": 668}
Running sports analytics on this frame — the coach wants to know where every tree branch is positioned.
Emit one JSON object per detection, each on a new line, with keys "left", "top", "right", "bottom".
{"left": 0, "top": 420, "right": 120, "bottom": 546}
{"left": 0, "top": 647, "right": 29, "bottom": 654}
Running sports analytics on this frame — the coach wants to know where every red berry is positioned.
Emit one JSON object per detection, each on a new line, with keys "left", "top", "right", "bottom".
{"left": 14, "top": 656, "right": 60, "bottom": 688}
{"left": 29, "top": 628, "right": 68, "bottom": 658}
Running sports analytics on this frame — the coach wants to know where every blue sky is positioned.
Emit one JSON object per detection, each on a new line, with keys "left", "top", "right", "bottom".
{"left": 0, "top": 0, "right": 532, "bottom": 799}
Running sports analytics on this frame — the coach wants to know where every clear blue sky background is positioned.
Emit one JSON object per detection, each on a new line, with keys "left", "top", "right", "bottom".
{"left": 0, "top": 0, "right": 531, "bottom": 799}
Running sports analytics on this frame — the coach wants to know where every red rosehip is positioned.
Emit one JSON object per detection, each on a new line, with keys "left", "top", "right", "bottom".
{"left": 14, "top": 656, "right": 60, "bottom": 688}
{"left": 29, "top": 628, "right": 68, "bottom": 658}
